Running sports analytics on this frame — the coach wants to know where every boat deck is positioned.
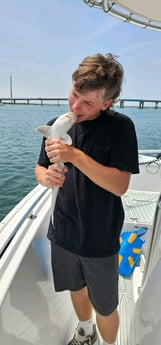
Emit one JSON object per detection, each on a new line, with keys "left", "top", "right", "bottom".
{"left": 0, "top": 244, "right": 78, "bottom": 345}
{"left": 122, "top": 189, "right": 160, "bottom": 226}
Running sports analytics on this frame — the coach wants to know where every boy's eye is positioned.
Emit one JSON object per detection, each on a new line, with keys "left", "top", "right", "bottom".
{"left": 85, "top": 102, "right": 93, "bottom": 106}
{"left": 73, "top": 92, "right": 78, "bottom": 97}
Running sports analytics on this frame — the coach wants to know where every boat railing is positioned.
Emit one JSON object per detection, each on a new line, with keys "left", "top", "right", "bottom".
{"left": 138, "top": 150, "right": 161, "bottom": 166}
{"left": 83, "top": 0, "right": 161, "bottom": 31}
{"left": 139, "top": 150, "right": 161, "bottom": 155}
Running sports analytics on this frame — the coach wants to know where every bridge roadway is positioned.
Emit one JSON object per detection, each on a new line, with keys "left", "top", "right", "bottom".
{"left": 0, "top": 97, "right": 161, "bottom": 108}
{"left": 119, "top": 98, "right": 161, "bottom": 109}
{"left": 0, "top": 98, "right": 68, "bottom": 105}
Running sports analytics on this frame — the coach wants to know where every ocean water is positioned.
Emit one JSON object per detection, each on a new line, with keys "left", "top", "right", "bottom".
{"left": 0, "top": 104, "right": 161, "bottom": 221}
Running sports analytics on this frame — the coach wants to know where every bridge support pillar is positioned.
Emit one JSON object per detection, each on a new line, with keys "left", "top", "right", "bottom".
{"left": 120, "top": 100, "right": 124, "bottom": 108}
{"left": 139, "top": 101, "right": 144, "bottom": 109}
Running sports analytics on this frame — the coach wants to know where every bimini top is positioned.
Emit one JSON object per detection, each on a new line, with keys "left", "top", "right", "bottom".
{"left": 83, "top": 0, "right": 161, "bottom": 31}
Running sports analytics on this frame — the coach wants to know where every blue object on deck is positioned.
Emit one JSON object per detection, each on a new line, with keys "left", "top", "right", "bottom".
{"left": 119, "top": 227, "right": 147, "bottom": 277}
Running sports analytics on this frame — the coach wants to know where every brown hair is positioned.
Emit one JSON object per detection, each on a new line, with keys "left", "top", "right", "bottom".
{"left": 72, "top": 53, "right": 123, "bottom": 103}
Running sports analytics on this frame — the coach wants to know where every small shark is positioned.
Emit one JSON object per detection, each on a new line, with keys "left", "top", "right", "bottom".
{"left": 36, "top": 112, "right": 77, "bottom": 225}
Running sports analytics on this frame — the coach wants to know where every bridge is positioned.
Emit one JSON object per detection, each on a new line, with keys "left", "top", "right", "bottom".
{"left": 0, "top": 97, "right": 161, "bottom": 108}
{"left": 119, "top": 99, "right": 161, "bottom": 109}
{"left": 0, "top": 97, "right": 68, "bottom": 106}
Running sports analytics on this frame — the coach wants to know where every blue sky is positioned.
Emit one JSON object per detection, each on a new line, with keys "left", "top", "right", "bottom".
{"left": 1, "top": 0, "right": 161, "bottom": 100}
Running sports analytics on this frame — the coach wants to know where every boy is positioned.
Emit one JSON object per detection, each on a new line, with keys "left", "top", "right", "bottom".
{"left": 35, "top": 53, "right": 139, "bottom": 345}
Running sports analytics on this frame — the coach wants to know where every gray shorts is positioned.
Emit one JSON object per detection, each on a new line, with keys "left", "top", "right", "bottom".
{"left": 50, "top": 241, "right": 118, "bottom": 316}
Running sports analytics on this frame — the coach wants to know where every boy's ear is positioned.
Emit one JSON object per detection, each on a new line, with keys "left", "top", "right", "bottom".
{"left": 101, "top": 99, "right": 112, "bottom": 110}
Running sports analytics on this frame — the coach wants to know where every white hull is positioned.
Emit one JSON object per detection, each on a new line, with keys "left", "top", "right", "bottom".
{"left": 0, "top": 151, "right": 161, "bottom": 344}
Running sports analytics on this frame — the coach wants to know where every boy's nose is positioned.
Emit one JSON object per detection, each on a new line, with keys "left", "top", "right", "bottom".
{"left": 72, "top": 100, "right": 82, "bottom": 113}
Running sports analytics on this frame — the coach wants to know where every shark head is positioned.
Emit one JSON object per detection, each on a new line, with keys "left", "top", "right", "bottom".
{"left": 36, "top": 112, "right": 77, "bottom": 143}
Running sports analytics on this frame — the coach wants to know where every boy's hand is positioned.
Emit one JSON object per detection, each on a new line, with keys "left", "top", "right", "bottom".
{"left": 46, "top": 163, "right": 68, "bottom": 187}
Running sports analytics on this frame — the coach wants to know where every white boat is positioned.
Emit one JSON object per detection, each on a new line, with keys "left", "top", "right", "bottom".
{"left": 1, "top": 151, "right": 161, "bottom": 344}
{"left": 1, "top": 2, "right": 161, "bottom": 344}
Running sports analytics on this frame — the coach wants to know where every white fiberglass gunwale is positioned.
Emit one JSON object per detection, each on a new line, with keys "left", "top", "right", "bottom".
{"left": 0, "top": 185, "right": 51, "bottom": 306}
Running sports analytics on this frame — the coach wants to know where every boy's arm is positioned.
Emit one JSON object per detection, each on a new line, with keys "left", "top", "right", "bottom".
{"left": 45, "top": 139, "right": 131, "bottom": 196}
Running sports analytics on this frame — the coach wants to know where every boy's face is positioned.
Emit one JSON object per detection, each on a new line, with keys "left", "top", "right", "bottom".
{"left": 68, "top": 86, "right": 112, "bottom": 123}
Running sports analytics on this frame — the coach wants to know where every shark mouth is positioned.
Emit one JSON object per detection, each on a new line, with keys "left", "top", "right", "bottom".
{"left": 64, "top": 112, "right": 77, "bottom": 125}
